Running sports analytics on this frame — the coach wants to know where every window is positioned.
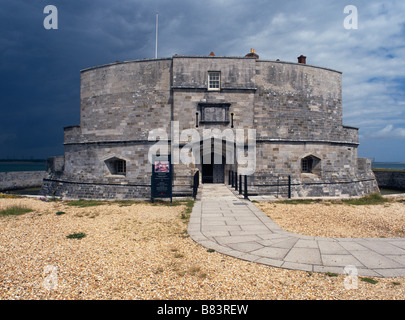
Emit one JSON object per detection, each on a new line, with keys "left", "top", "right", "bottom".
{"left": 301, "top": 158, "right": 313, "bottom": 173}
{"left": 115, "top": 160, "right": 126, "bottom": 175}
{"left": 208, "top": 72, "right": 221, "bottom": 90}
{"left": 301, "top": 155, "right": 321, "bottom": 174}
{"left": 105, "top": 157, "right": 127, "bottom": 176}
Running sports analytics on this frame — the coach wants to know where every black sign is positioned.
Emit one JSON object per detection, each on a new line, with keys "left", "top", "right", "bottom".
{"left": 151, "top": 155, "right": 172, "bottom": 202}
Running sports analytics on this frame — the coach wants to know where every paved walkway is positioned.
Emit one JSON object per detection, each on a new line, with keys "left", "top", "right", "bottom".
{"left": 188, "top": 184, "right": 405, "bottom": 277}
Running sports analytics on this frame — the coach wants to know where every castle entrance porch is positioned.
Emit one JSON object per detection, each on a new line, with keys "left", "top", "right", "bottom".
{"left": 199, "top": 138, "right": 235, "bottom": 184}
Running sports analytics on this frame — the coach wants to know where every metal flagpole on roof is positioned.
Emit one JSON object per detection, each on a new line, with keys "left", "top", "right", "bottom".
{"left": 155, "top": 12, "right": 158, "bottom": 59}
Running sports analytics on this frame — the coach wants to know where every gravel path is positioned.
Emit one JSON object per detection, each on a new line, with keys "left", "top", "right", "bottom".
{"left": 0, "top": 195, "right": 404, "bottom": 300}
{"left": 257, "top": 199, "right": 405, "bottom": 239}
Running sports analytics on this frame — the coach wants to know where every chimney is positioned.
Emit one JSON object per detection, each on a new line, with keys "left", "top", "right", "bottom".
{"left": 245, "top": 48, "right": 259, "bottom": 59}
{"left": 209, "top": 51, "right": 215, "bottom": 56}
{"left": 297, "top": 55, "right": 306, "bottom": 64}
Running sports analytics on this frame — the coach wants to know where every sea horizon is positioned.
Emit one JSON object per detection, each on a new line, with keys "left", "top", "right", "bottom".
{"left": 372, "top": 161, "right": 405, "bottom": 170}
{"left": 0, "top": 160, "right": 47, "bottom": 172}
{"left": 0, "top": 159, "right": 404, "bottom": 172}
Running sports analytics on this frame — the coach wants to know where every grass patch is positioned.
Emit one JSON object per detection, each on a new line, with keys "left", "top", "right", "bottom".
{"left": 325, "top": 272, "right": 338, "bottom": 277}
{"left": 65, "top": 199, "right": 106, "bottom": 207}
{"left": 0, "top": 193, "right": 22, "bottom": 199}
{"left": 0, "top": 205, "right": 33, "bottom": 217}
{"left": 56, "top": 211, "right": 65, "bottom": 216}
{"left": 278, "top": 199, "right": 323, "bottom": 205}
{"left": 152, "top": 198, "right": 195, "bottom": 208}
{"left": 188, "top": 265, "right": 201, "bottom": 275}
{"left": 174, "top": 198, "right": 195, "bottom": 223}
{"left": 151, "top": 199, "right": 183, "bottom": 206}
{"left": 111, "top": 200, "right": 144, "bottom": 207}
{"left": 188, "top": 265, "right": 207, "bottom": 279}
{"left": 180, "top": 229, "right": 189, "bottom": 238}
{"left": 342, "top": 193, "right": 389, "bottom": 206}
{"left": 66, "top": 232, "right": 86, "bottom": 239}
{"left": 360, "top": 277, "right": 379, "bottom": 285}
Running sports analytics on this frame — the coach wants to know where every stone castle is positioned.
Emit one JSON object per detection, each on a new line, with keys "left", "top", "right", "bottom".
{"left": 42, "top": 49, "right": 379, "bottom": 199}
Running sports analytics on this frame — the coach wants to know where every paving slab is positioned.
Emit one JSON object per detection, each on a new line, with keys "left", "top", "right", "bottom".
{"left": 295, "top": 239, "right": 319, "bottom": 249}
{"left": 356, "top": 240, "right": 405, "bottom": 255}
{"left": 284, "top": 248, "right": 322, "bottom": 265}
{"left": 188, "top": 184, "right": 405, "bottom": 278}
{"left": 321, "top": 254, "right": 364, "bottom": 267}
{"left": 318, "top": 241, "right": 349, "bottom": 255}
{"left": 349, "top": 250, "right": 403, "bottom": 269}
{"left": 251, "top": 247, "right": 290, "bottom": 260}
{"left": 227, "top": 241, "right": 264, "bottom": 253}
{"left": 282, "top": 261, "right": 313, "bottom": 272}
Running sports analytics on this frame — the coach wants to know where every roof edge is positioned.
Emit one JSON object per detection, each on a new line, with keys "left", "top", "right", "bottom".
{"left": 80, "top": 55, "right": 342, "bottom": 75}
{"left": 80, "top": 57, "right": 173, "bottom": 73}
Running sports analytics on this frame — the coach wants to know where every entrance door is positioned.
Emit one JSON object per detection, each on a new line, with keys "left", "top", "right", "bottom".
{"left": 213, "top": 163, "right": 224, "bottom": 183}
{"left": 202, "top": 153, "right": 224, "bottom": 184}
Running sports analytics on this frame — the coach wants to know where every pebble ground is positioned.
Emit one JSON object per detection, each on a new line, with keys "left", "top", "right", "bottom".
{"left": 0, "top": 196, "right": 404, "bottom": 300}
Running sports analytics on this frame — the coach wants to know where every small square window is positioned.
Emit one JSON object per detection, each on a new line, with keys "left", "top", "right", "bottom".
{"left": 208, "top": 72, "right": 221, "bottom": 90}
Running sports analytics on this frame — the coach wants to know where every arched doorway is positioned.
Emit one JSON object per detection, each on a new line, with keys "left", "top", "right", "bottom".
{"left": 199, "top": 138, "right": 234, "bottom": 184}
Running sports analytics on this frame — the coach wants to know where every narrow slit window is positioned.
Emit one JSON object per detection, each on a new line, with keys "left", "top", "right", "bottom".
{"left": 208, "top": 72, "right": 221, "bottom": 90}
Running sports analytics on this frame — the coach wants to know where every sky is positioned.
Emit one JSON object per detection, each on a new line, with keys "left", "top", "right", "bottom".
{"left": 0, "top": 0, "right": 404, "bottom": 162}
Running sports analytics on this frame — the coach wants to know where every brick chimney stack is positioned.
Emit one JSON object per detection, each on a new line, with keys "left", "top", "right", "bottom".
{"left": 297, "top": 55, "right": 307, "bottom": 64}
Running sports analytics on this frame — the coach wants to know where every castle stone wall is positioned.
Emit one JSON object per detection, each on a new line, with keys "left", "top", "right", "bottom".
{"left": 0, "top": 171, "right": 46, "bottom": 192}
{"left": 79, "top": 58, "right": 172, "bottom": 142}
{"left": 373, "top": 171, "right": 405, "bottom": 190}
{"left": 254, "top": 61, "right": 357, "bottom": 144}
{"left": 42, "top": 55, "right": 377, "bottom": 200}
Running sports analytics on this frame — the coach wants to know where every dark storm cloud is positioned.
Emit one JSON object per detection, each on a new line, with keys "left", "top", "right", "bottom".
{"left": 0, "top": 0, "right": 404, "bottom": 160}
{"left": 0, "top": 0, "right": 158, "bottom": 158}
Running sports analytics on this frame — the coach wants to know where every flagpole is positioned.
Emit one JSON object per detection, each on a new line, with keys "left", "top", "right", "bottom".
{"left": 155, "top": 12, "right": 158, "bottom": 59}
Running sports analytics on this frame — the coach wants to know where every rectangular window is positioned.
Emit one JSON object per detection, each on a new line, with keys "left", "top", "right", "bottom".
{"left": 302, "top": 159, "right": 310, "bottom": 173}
{"left": 208, "top": 72, "right": 221, "bottom": 90}
{"left": 116, "top": 160, "right": 126, "bottom": 175}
